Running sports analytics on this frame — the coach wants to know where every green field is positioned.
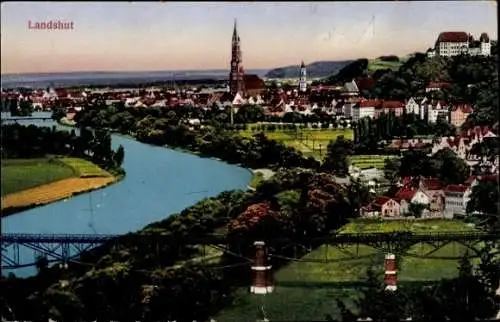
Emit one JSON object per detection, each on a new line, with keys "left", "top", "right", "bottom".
{"left": 240, "top": 126, "right": 354, "bottom": 160}
{"left": 1, "top": 158, "right": 76, "bottom": 196}
{"left": 60, "top": 158, "right": 111, "bottom": 177}
{"left": 1, "top": 157, "right": 111, "bottom": 196}
{"left": 214, "top": 219, "right": 476, "bottom": 322}
{"left": 367, "top": 57, "right": 404, "bottom": 74}
{"left": 349, "top": 154, "right": 400, "bottom": 169}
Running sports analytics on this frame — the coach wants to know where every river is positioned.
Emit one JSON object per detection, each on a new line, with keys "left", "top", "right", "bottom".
{"left": 1, "top": 112, "right": 252, "bottom": 277}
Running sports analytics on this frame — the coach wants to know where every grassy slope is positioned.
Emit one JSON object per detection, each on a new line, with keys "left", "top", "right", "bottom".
{"left": 214, "top": 219, "right": 475, "bottom": 322}
{"left": 60, "top": 158, "right": 111, "bottom": 177}
{"left": 1, "top": 157, "right": 111, "bottom": 197}
{"left": 1, "top": 158, "right": 76, "bottom": 196}
{"left": 240, "top": 127, "right": 354, "bottom": 160}
{"left": 349, "top": 155, "right": 400, "bottom": 169}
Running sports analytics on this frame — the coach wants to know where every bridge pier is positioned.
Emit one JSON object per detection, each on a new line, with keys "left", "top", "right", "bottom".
{"left": 250, "top": 241, "right": 274, "bottom": 294}
{"left": 384, "top": 253, "right": 397, "bottom": 291}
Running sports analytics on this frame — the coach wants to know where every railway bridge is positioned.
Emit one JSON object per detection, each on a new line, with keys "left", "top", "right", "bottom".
{"left": 2, "top": 231, "right": 498, "bottom": 269}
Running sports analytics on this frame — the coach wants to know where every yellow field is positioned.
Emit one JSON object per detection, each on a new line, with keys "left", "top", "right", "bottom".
{"left": 1, "top": 177, "right": 115, "bottom": 209}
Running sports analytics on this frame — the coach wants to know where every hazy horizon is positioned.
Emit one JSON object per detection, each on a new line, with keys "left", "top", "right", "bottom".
{"left": 1, "top": 1, "right": 497, "bottom": 74}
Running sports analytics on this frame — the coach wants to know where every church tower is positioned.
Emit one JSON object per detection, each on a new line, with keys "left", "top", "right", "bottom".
{"left": 229, "top": 19, "right": 245, "bottom": 96}
{"left": 299, "top": 61, "right": 307, "bottom": 92}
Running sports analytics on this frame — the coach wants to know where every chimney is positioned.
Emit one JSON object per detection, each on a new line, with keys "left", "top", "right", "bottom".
{"left": 384, "top": 253, "right": 397, "bottom": 291}
{"left": 250, "top": 241, "right": 274, "bottom": 294}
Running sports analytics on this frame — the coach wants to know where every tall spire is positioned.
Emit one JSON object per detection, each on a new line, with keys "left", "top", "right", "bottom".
{"left": 232, "top": 19, "right": 238, "bottom": 41}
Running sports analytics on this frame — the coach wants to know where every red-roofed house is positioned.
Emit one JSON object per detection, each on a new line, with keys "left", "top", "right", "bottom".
{"left": 351, "top": 99, "right": 379, "bottom": 122}
{"left": 379, "top": 100, "right": 405, "bottom": 117}
{"left": 426, "top": 81, "right": 451, "bottom": 93}
{"left": 362, "top": 197, "right": 400, "bottom": 218}
{"left": 395, "top": 188, "right": 430, "bottom": 214}
{"left": 450, "top": 104, "right": 473, "bottom": 127}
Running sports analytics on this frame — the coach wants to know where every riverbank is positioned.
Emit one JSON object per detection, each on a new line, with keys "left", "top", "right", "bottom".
{"left": 1, "top": 175, "right": 124, "bottom": 218}
{"left": 1, "top": 157, "right": 125, "bottom": 218}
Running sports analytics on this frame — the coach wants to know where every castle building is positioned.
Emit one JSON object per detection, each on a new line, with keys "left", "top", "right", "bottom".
{"left": 228, "top": 20, "right": 265, "bottom": 98}
{"left": 427, "top": 31, "right": 491, "bottom": 58}
{"left": 299, "top": 61, "right": 307, "bottom": 92}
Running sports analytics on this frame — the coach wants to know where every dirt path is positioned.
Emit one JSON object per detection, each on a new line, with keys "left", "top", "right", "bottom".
{"left": 1, "top": 177, "right": 116, "bottom": 210}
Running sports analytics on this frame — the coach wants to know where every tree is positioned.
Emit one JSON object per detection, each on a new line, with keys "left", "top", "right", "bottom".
{"left": 114, "top": 145, "right": 125, "bottom": 168}
{"left": 408, "top": 202, "right": 427, "bottom": 218}
{"left": 383, "top": 158, "right": 401, "bottom": 186}
{"left": 466, "top": 180, "right": 499, "bottom": 216}
{"left": 321, "top": 135, "right": 354, "bottom": 176}
{"left": 52, "top": 107, "right": 67, "bottom": 121}
{"left": 431, "top": 148, "right": 470, "bottom": 185}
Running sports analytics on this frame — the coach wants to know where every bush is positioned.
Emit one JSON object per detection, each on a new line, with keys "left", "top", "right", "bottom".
{"left": 378, "top": 55, "right": 400, "bottom": 62}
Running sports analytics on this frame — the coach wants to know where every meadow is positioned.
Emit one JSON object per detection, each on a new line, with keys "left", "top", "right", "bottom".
{"left": 60, "top": 157, "right": 111, "bottom": 177}
{"left": 1, "top": 158, "right": 76, "bottom": 196}
{"left": 214, "top": 219, "right": 476, "bottom": 322}
{"left": 367, "top": 57, "right": 404, "bottom": 74}
{"left": 1, "top": 157, "right": 114, "bottom": 212}
{"left": 240, "top": 126, "right": 354, "bottom": 160}
{"left": 349, "top": 154, "right": 400, "bottom": 169}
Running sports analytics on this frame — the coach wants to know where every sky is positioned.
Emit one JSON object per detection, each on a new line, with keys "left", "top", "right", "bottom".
{"left": 1, "top": 1, "right": 497, "bottom": 74}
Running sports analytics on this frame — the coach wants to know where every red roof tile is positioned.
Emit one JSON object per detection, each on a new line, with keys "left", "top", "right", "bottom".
{"left": 395, "top": 188, "right": 417, "bottom": 201}
{"left": 359, "top": 99, "right": 381, "bottom": 108}
{"left": 244, "top": 74, "right": 265, "bottom": 90}
{"left": 421, "top": 178, "right": 442, "bottom": 190}
{"left": 381, "top": 100, "right": 405, "bottom": 109}
{"left": 445, "top": 185, "right": 469, "bottom": 193}
{"left": 373, "top": 196, "right": 393, "bottom": 206}
{"left": 437, "top": 32, "right": 469, "bottom": 43}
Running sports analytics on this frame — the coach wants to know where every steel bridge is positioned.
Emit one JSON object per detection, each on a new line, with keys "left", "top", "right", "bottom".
{"left": 1, "top": 116, "right": 53, "bottom": 123}
{"left": 2, "top": 231, "right": 498, "bottom": 269}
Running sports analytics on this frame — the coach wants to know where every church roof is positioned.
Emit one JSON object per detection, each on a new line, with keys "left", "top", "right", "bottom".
{"left": 300, "top": 61, "right": 306, "bottom": 68}
{"left": 244, "top": 74, "right": 265, "bottom": 90}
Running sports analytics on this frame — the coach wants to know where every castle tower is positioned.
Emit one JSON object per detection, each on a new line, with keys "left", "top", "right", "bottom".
{"left": 250, "top": 241, "right": 274, "bottom": 294}
{"left": 384, "top": 253, "right": 397, "bottom": 291}
{"left": 299, "top": 61, "right": 307, "bottom": 92}
{"left": 479, "top": 32, "right": 491, "bottom": 56}
{"left": 229, "top": 19, "right": 245, "bottom": 96}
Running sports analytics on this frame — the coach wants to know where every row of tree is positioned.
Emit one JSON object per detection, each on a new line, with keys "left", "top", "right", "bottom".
{"left": 1, "top": 98, "right": 34, "bottom": 116}
{"left": 383, "top": 148, "right": 470, "bottom": 186}
{"left": 1, "top": 124, "right": 125, "bottom": 173}
{"left": 73, "top": 103, "right": 321, "bottom": 170}
{"left": 354, "top": 112, "right": 456, "bottom": 151}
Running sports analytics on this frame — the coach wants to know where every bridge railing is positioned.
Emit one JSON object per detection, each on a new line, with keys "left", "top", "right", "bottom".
{"left": 1, "top": 231, "right": 497, "bottom": 245}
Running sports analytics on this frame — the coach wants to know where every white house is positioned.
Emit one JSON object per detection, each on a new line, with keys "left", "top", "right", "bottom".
{"left": 351, "top": 99, "right": 378, "bottom": 122}
{"left": 395, "top": 188, "right": 431, "bottom": 215}
{"left": 444, "top": 184, "right": 471, "bottom": 216}
{"left": 427, "top": 101, "right": 450, "bottom": 124}
{"left": 405, "top": 97, "right": 420, "bottom": 115}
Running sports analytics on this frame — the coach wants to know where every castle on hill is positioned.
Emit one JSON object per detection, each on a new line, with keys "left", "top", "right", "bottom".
{"left": 427, "top": 31, "right": 491, "bottom": 58}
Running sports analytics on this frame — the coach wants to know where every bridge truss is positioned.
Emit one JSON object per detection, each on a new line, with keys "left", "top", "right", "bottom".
{"left": 1, "top": 231, "right": 499, "bottom": 269}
